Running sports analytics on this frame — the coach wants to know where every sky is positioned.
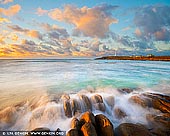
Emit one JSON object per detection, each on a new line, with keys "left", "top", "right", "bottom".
{"left": 0, "top": 0, "right": 170, "bottom": 58}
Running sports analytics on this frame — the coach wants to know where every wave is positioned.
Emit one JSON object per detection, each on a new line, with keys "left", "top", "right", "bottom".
{"left": 0, "top": 86, "right": 166, "bottom": 131}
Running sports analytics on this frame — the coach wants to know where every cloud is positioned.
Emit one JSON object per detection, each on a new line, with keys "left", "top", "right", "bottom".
{"left": 0, "top": 34, "right": 5, "bottom": 44}
{"left": 0, "top": 4, "right": 21, "bottom": 16}
{"left": 135, "top": 28, "right": 142, "bottom": 37}
{"left": 0, "top": 0, "right": 13, "bottom": 4}
{"left": 122, "top": 27, "right": 131, "bottom": 31}
{"left": 134, "top": 5, "right": 170, "bottom": 41}
{"left": 36, "top": 7, "right": 48, "bottom": 16}
{"left": 8, "top": 25, "right": 27, "bottom": 32}
{"left": 48, "top": 4, "right": 119, "bottom": 38}
{"left": 27, "top": 30, "right": 42, "bottom": 39}
{"left": 0, "top": 17, "right": 10, "bottom": 23}
{"left": 8, "top": 25, "right": 42, "bottom": 39}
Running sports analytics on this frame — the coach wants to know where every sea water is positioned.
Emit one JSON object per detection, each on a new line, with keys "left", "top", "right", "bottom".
{"left": 0, "top": 59, "right": 170, "bottom": 131}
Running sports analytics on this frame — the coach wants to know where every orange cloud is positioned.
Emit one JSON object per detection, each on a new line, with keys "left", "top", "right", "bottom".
{"left": 36, "top": 7, "right": 48, "bottom": 16}
{"left": 11, "top": 34, "right": 18, "bottom": 41}
{"left": 122, "top": 27, "right": 131, "bottom": 31}
{"left": 0, "top": 17, "right": 10, "bottom": 23}
{"left": 8, "top": 25, "right": 42, "bottom": 39}
{"left": 0, "top": 0, "right": 13, "bottom": 4}
{"left": 0, "top": 34, "right": 5, "bottom": 44}
{"left": 135, "top": 28, "right": 142, "bottom": 37}
{"left": 48, "top": 4, "right": 118, "bottom": 38}
{"left": 26, "top": 30, "right": 42, "bottom": 39}
{"left": 0, "top": 4, "right": 21, "bottom": 16}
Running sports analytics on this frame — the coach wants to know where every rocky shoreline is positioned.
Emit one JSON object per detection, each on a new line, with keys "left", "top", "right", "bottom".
{"left": 25, "top": 89, "right": 170, "bottom": 136}
{"left": 95, "top": 56, "right": 170, "bottom": 61}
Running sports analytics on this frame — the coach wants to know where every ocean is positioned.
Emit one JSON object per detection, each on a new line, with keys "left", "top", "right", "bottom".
{"left": 0, "top": 59, "right": 170, "bottom": 131}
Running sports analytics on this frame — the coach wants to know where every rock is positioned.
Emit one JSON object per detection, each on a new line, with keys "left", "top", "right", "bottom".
{"left": 91, "top": 94, "right": 103, "bottom": 103}
{"left": 79, "top": 95, "right": 92, "bottom": 111}
{"left": 61, "top": 94, "right": 70, "bottom": 100}
{"left": 71, "top": 118, "right": 79, "bottom": 129}
{"left": 94, "top": 103, "right": 106, "bottom": 112}
{"left": 32, "top": 127, "right": 50, "bottom": 131}
{"left": 80, "top": 111, "right": 96, "bottom": 126}
{"left": 66, "top": 129, "right": 79, "bottom": 136}
{"left": 114, "top": 107, "right": 127, "bottom": 119}
{"left": 143, "top": 93, "right": 170, "bottom": 113}
{"left": 0, "top": 107, "right": 17, "bottom": 124}
{"left": 71, "top": 99, "right": 81, "bottom": 116}
{"left": 118, "top": 88, "right": 133, "bottom": 94}
{"left": 91, "top": 94, "right": 106, "bottom": 112}
{"left": 63, "top": 100, "right": 72, "bottom": 118}
{"left": 129, "top": 95, "right": 151, "bottom": 108}
{"left": 95, "top": 114, "right": 114, "bottom": 136}
{"left": 81, "top": 122, "right": 97, "bottom": 136}
{"left": 146, "top": 113, "right": 170, "bottom": 136}
{"left": 105, "top": 96, "right": 115, "bottom": 107}
{"left": 115, "top": 123, "right": 152, "bottom": 136}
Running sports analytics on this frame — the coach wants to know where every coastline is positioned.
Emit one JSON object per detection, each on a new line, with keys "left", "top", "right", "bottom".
{"left": 95, "top": 56, "right": 170, "bottom": 61}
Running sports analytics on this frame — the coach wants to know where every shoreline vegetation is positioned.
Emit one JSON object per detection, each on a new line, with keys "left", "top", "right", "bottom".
{"left": 95, "top": 55, "right": 170, "bottom": 61}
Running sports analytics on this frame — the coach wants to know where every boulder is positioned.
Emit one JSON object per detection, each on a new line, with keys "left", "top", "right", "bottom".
{"left": 129, "top": 95, "right": 150, "bottom": 108}
{"left": 79, "top": 95, "right": 92, "bottom": 111}
{"left": 32, "top": 127, "right": 50, "bottom": 131}
{"left": 71, "top": 99, "right": 81, "bottom": 116}
{"left": 71, "top": 118, "right": 79, "bottom": 129}
{"left": 61, "top": 94, "right": 70, "bottom": 100}
{"left": 143, "top": 93, "right": 170, "bottom": 113}
{"left": 115, "top": 123, "right": 152, "bottom": 136}
{"left": 66, "top": 129, "right": 79, "bottom": 136}
{"left": 80, "top": 111, "right": 96, "bottom": 126}
{"left": 91, "top": 94, "right": 103, "bottom": 103}
{"left": 118, "top": 88, "right": 133, "bottom": 94}
{"left": 146, "top": 113, "right": 170, "bottom": 136}
{"left": 81, "top": 122, "right": 97, "bottom": 136}
{"left": 0, "top": 107, "right": 17, "bottom": 124}
{"left": 93, "top": 103, "right": 106, "bottom": 112}
{"left": 91, "top": 94, "right": 106, "bottom": 112}
{"left": 114, "top": 107, "right": 127, "bottom": 119}
{"left": 63, "top": 100, "right": 72, "bottom": 118}
{"left": 105, "top": 96, "right": 115, "bottom": 107}
{"left": 95, "top": 114, "right": 114, "bottom": 136}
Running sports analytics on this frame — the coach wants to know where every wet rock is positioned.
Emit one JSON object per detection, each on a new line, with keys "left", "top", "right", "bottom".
{"left": 71, "top": 118, "right": 79, "bottom": 129}
{"left": 118, "top": 88, "right": 133, "bottom": 94}
{"left": 61, "top": 94, "right": 70, "bottom": 100}
{"left": 105, "top": 96, "right": 115, "bottom": 107}
{"left": 115, "top": 123, "right": 152, "bottom": 136}
{"left": 66, "top": 129, "right": 79, "bottom": 136}
{"left": 95, "top": 103, "right": 106, "bottom": 112}
{"left": 91, "top": 94, "right": 106, "bottom": 112}
{"left": 129, "top": 95, "right": 151, "bottom": 108}
{"left": 81, "top": 122, "right": 97, "bottom": 136}
{"left": 91, "top": 94, "right": 103, "bottom": 103}
{"left": 114, "top": 107, "right": 127, "bottom": 119}
{"left": 79, "top": 95, "right": 92, "bottom": 111}
{"left": 32, "top": 127, "right": 50, "bottom": 131}
{"left": 143, "top": 93, "right": 170, "bottom": 113}
{"left": 146, "top": 113, "right": 170, "bottom": 136}
{"left": 63, "top": 100, "right": 72, "bottom": 118}
{"left": 71, "top": 99, "right": 81, "bottom": 116}
{"left": 80, "top": 111, "right": 96, "bottom": 126}
{"left": 95, "top": 114, "right": 114, "bottom": 136}
{"left": 0, "top": 107, "right": 17, "bottom": 125}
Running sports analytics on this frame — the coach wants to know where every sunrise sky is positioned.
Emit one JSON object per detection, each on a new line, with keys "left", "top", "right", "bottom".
{"left": 0, "top": 0, "right": 170, "bottom": 58}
